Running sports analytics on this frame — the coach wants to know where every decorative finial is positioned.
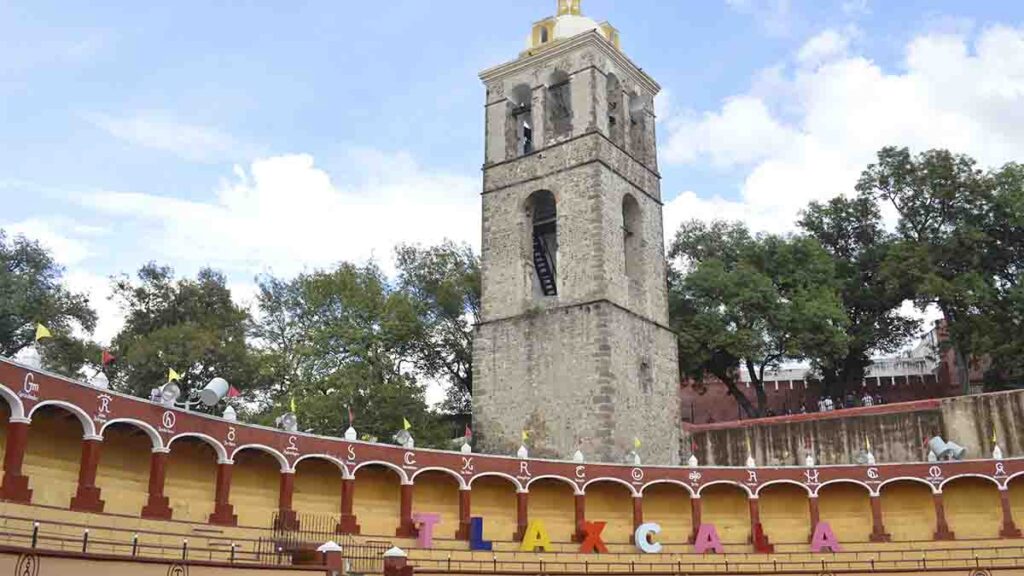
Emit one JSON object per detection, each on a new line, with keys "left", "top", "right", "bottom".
{"left": 557, "top": 0, "right": 582, "bottom": 16}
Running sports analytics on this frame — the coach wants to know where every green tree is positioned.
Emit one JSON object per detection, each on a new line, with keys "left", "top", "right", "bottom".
{"left": 394, "top": 242, "right": 480, "bottom": 415}
{"left": 856, "top": 147, "right": 995, "bottom": 393}
{"left": 669, "top": 220, "right": 848, "bottom": 417}
{"left": 0, "top": 230, "right": 97, "bottom": 374}
{"left": 798, "top": 196, "right": 919, "bottom": 396}
{"left": 108, "top": 264, "right": 258, "bottom": 402}
{"left": 252, "top": 262, "right": 450, "bottom": 447}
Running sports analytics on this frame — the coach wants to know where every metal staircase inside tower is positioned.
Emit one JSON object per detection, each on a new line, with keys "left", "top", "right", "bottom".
{"left": 532, "top": 233, "right": 557, "bottom": 296}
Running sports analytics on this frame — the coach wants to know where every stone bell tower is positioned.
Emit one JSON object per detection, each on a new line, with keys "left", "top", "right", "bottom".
{"left": 472, "top": 1, "right": 680, "bottom": 464}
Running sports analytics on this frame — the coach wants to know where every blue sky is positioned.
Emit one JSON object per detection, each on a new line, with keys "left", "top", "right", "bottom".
{"left": 3, "top": 0, "right": 1024, "bottom": 348}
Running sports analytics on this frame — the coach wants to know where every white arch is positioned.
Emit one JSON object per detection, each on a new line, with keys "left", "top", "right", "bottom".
{"left": 1003, "top": 471, "right": 1024, "bottom": 489}
{"left": 352, "top": 460, "right": 410, "bottom": 484}
{"left": 939, "top": 473, "right": 1001, "bottom": 492}
{"left": 813, "top": 478, "right": 874, "bottom": 497}
{"left": 526, "top": 474, "right": 583, "bottom": 495}
{"left": 28, "top": 400, "right": 96, "bottom": 437}
{"left": 639, "top": 479, "right": 695, "bottom": 497}
{"left": 755, "top": 479, "right": 813, "bottom": 497}
{"left": 582, "top": 477, "right": 639, "bottom": 497}
{"left": 0, "top": 384, "right": 25, "bottom": 420}
{"left": 468, "top": 472, "right": 524, "bottom": 492}
{"left": 293, "top": 454, "right": 349, "bottom": 478}
{"left": 167, "top": 432, "right": 229, "bottom": 462}
{"left": 231, "top": 444, "right": 291, "bottom": 473}
{"left": 877, "top": 476, "right": 939, "bottom": 494}
{"left": 696, "top": 480, "right": 753, "bottom": 498}
{"left": 99, "top": 418, "right": 164, "bottom": 450}
{"left": 410, "top": 467, "right": 468, "bottom": 489}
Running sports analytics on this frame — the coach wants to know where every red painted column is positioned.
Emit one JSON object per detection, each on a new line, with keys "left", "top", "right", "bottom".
{"left": 276, "top": 471, "right": 298, "bottom": 530}
{"left": 395, "top": 483, "right": 417, "bottom": 538}
{"left": 689, "top": 497, "right": 703, "bottom": 543}
{"left": 455, "top": 488, "right": 471, "bottom": 540}
{"left": 69, "top": 438, "right": 104, "bottom": 512}
{"left": 0, "top": 420, "right": 32, "bottom": 503}
{"left": 1000, "top": 489, "right": 1021, "bottom": 538}
{"left": 750, "top": 497, "right": 773, "bottom": 552}
{"left": 208, "top": 462, "right": 237, "bottom": 526}
{"left": 630, "top": 495, "right": 643, "bottom": 543}
{"left": 869, "top": 495, "right": 890, "bottom": 542}
{"left": 933, "top": 492, "right": 954, "bottom": 540}
{"left": 514, "top": 491, "right": 529, "bottom": 540}
{"left": 337, "top": 477, "right": 360, "bottom": 534}
{"left": 808, "top": 496, "right": 820, "bottom": 542}
{"left": 141, "top": 450, "right": 172, "bottom": 519}
{"left": 572, "top": 493, "right": 586, "bottom": 542}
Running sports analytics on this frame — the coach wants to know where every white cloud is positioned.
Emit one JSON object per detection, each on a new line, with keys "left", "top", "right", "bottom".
{"left": 796, "top": 29, "right": 851, "bottom": 68}
{"left": 662, "top": 24, "right": 1024, "bottom": 235}
{"left": 78, "top": 150, "right": 479, "bottom": 278}
{"left": 3, "top": 217, "right": 99, "bottom": 266}
{"left": 86, "top": 111, "right": 257, "bottom": 163}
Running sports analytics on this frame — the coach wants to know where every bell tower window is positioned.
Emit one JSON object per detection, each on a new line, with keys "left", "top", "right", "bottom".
{"left": 547, "top": 70, "right": 572, "bottom": 141}
{"left": 526, "top": 191, "right": 558, "bottom": 297}
{"left": 623, "top": 193, "right": 642, "bottom": 283}
{"left": 606, "top": 73, "right": 624, "bottom": 147}
{"left": 507, "top": 84, "right": 533, "bottom": 158}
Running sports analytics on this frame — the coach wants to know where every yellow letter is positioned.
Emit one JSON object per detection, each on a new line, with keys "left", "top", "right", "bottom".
{"left": 519, "top": 520, "right": 552, "bottom": 552}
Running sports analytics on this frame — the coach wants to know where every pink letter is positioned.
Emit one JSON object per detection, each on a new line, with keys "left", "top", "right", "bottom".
{"left": 693, "top": 524, "right": 723, "bottom": 554}
{"left": 414, "top": 513, "right": 441, "bottom": 548}
{"left": 810, "top": 522, "right": 842, "bottom": 552}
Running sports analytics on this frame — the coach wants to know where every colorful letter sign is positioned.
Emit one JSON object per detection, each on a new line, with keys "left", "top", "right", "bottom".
{"left": 635, "top": 523, "right": 662, "bottom": 554}
{"left": 519, "top": 520, "right": 551, "bottom": 552}
{"left": 693, "top": 524, "right": 724, "bottom": 554}
{"left": 810, "top": 522, "right": 841, "bottom": 553}
{"left": 469, "top": 517, "right": 492, "bottom": 551}
{"left": 413, "top": 513, "right": 440, "bottom": 548}
{"left": 579, "top": 521, "right": 608, "bottom": 554}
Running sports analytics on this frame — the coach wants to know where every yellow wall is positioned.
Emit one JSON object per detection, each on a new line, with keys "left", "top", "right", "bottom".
{"left": 880, "top": 481, "right": 935, "bottom": 542}
{"left": 944, "top": 478, "right": 1001, "bottom": 539}
{"left": 293, "top": 459, "right": 341, "bottom": 518}
{"left": 700, "top": 485, "right": 749, "bottom": 544}
{"left": 95, "top": 425, "right": 151, "bottom": 516}
{"left": 642, "top": 484, "right": 691, "bottom": 544}
{"left": 818, "top": 483, "right": 871, "bottom": 543}
{"left": 231, "top": 450, "right": 280, "bottom": 528}
{"left": 585, "top": 482, "right": 632, "bottom": 544}
{"left": 23, "top": 408, "right": 81, "bottom": 508}
{"left": 759, "top": 484, "right": 809, "bottom": 544}
{"left": 164, "top": 439, "right": 217, "bottom": 523}
{"left": 470, "top": 477, "right": 517, "bottom": 542}
{"left": 528, "top": 479, "right": 575, "bottom": 543}
{"left": 1008, "top": 479, "right": 1024, "bottom": 532}
{"left": 353, "top": 466, "right": 401, "bottom": 537}
{"left": 412, "top": 472, "right": 461, "bottom": 540}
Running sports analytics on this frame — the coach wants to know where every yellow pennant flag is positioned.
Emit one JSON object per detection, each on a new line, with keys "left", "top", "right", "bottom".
{"left": 290, "top": 396, "right": 297, "bottom": 414}
{"left": 34, "top": 323, "right": 52, "bottom": 341}
{"left": 634, "top": 437, "right": 642, "bottom": 450}
{"left": 521, "top": 430, "right": 529, "bottom": 442}
{"left": 993, "top": 427, "right": 998, "bottom": 443}
{"left": 167, "top": 368, "right": 182, "bottom": 382}
{"left": 403, "top": 417, "right": 412, "bottom": 431}
{"left": 866, "top": 437, "right": 872, "bottom": 451}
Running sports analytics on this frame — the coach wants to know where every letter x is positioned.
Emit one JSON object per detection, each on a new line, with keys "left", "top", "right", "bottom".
{"left": 579, "top": 521, "right": 608, "bottom": 554}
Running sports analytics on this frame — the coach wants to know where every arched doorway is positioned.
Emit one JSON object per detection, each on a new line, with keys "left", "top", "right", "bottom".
{"left": 413, "top": 471, "right": 462, "bottom": 540}
{"left": 232, "top": 448, "right": 282, "bottom": 528}
{"left": 94, "top": 422, "right": 153, "bottom": 516}
{"left": 879, "top": 480, "right": 936, "bottom": 542}
{"left": 164, "top": 437, "right": 219, "bottom": 524}
{"left": 23, "top": 405, "right": 86, "bottom": 508}
{"left": 585, "top": 481, "right": 633, "bottom": 544}
{"left": 700, "top": 484, "right": 750, "bottom": 544}
{"left": 352, "top": 464, "right": 402, "bottom": 537}
{"left": 292, "top": 458, "right": 342, "bottom": 521}
{"left": 944, "top": 477, "right": 1001, "bottom": 539}
{"left": 641, "top": 483, "right": 691, "bottom": 544}
{"left": 759, "top": 483, "right": 811, "bottom": 544}
{"left": 527, "top": 478, "right": 576, "bottom": 543}
{"left": 818, "top": 482, "right": 872, "bottom": 543}
{"left": 470, "top": 476, "right": 518, "bottom": 542}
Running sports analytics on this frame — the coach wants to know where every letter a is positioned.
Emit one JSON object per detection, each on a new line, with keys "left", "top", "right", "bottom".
{"left": 469, "top": 517, "right": 492, "bottom": 551}
{"left": 520, "top": 520, "right": 551, "bottom": 552}
{"left": 693, "top": 524, "right": 724, "bottom": 554}
{"left": 810, "top": 521, "right": 842, "bottom": 552}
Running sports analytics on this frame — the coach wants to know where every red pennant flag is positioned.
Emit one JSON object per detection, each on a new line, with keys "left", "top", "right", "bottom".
{"left": 348, "top": 405, "right": 355, "bottom": 426}
{"left": 691, "top": 439, "right": 698, "bottom": 452}
{"left": 101, "top": 350, "right": 116, "bottom": 366}
{"left": 227, "top": 385, "right": 241, "bottom": 398}
{"left": 465, "top": 425, "right": 473, "bottom": 440}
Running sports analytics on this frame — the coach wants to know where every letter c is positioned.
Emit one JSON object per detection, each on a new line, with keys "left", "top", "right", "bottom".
{"left": 635, "top": 523, "right": 662, "bottom": 554}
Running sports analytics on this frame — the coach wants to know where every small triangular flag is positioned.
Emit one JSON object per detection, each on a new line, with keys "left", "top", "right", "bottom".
{"left": 290, "top": 396, "right": 297, "bottom": 414}
{"left": 992, "top": 427, "right": 998, "bottom": 443}
{"left": 634, "top": 437, "right": 642, "bottom": 450}
{"left": 167, "top": 368, "right": 181, "bottom": 382}
{"left": 35, "top": 324, "right": 52, "bottom": 341}
{"left": 348, "top": 405, "right": 355, "bottom": 426}
{"left": 403, "top": 417, "right": 412, "bottom": 431}
{"left": 227, "top": 385, "right": 241, "bottom": 398}
{"left": 521, "top": 430, "right": 529, "bottom": 442}
{"left": 465, "top": 425, "right": 473, "bottom": 440}
{"left": 101, "top": 350, "right": 116, "bottom": 366}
